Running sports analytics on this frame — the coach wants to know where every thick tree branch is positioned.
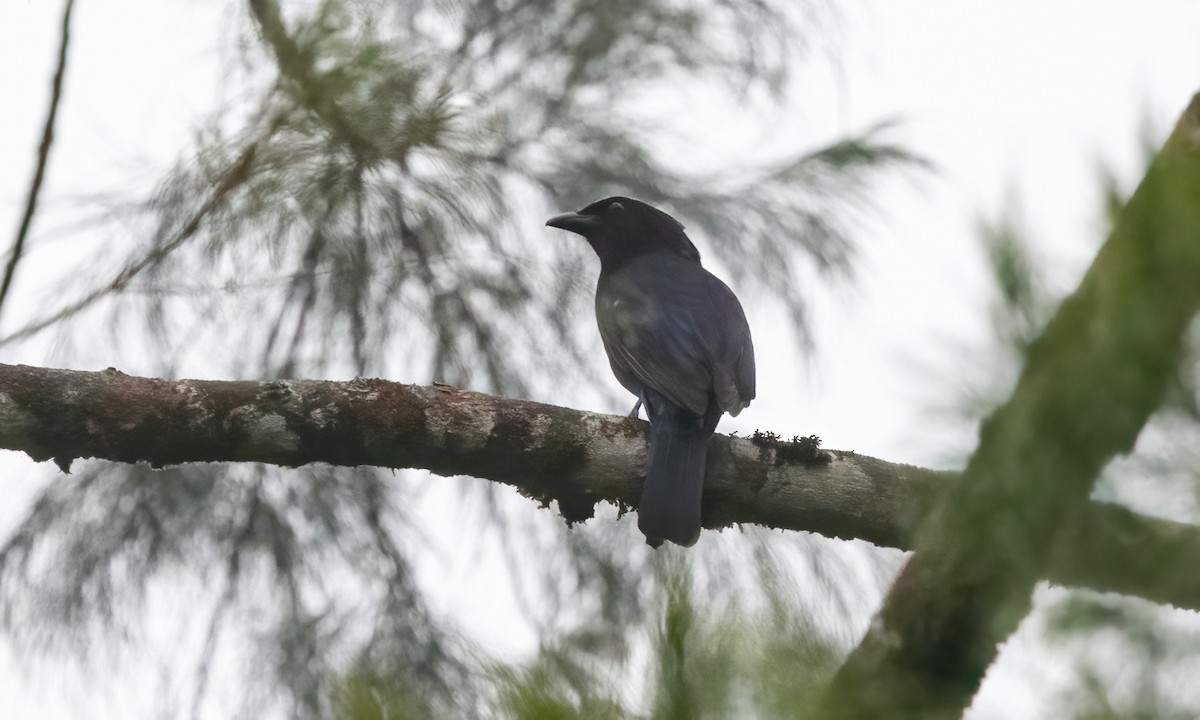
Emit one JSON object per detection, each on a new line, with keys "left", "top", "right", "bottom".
{"left": 820, "top": 92, "right": 1200, "bottom": 719}
{"left": 0, "top": 363, "right": 1198, "bottom": 614}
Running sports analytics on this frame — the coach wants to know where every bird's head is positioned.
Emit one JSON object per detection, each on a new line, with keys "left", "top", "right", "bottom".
{"left": 546, "top": 197, "right": 701, "bottom": 268}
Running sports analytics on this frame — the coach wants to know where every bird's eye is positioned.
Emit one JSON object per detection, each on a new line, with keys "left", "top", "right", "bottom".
{"left": 607, "top": 201, "right": 624, "bottom": 212}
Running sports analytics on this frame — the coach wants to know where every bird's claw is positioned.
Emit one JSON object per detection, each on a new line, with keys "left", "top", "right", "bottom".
{"left": 628, "top": 398, "right": 643, "bottom": 419}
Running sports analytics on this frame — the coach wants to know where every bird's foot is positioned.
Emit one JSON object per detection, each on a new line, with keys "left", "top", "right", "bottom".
{"left": 627, "top": 399, "right": 643, "bottom": 419}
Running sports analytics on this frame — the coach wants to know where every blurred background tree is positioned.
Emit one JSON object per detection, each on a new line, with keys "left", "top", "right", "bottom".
{"left": 936, "top": 121, "right": 1200, "bottom": 720}
{"left": 0, "top": 0, "right": 918, "bottom": 717}
{"left": 5, "top": 1, "right": 1200, "bottom": 718}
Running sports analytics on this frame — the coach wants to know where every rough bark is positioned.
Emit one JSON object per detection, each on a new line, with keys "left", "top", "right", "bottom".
{"left": 1, "top": 362, "right": 1199, "bottom": 615}
{"left": 818, "top": 92, "right": 1200, "bottom": 719}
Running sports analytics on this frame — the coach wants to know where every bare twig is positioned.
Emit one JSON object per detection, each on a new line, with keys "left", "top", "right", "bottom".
{"left": 1, "top": 0, "right": 78, "bottom": 323}
{"left": 0, "top": 138, "right": 262, "bottom": 348}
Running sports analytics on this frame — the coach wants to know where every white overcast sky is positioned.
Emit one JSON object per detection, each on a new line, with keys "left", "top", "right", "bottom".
{"left": 2, "top": 1, "right": 1200, "bottom": 717}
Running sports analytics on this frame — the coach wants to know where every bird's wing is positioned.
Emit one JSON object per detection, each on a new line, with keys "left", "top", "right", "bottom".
{"left": 701, "top": 269, "right": 755, "bottom": 416}
{"left": 597, "top": 255, "right": 754, "bottom": 417}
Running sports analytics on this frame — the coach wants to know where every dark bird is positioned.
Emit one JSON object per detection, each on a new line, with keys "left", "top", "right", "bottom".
{"left": 546, "top": 197, "right": 755, "bottom": 547}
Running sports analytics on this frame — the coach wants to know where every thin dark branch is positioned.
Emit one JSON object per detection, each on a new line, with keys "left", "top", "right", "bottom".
{"left": 350, "top": 165, "right": 368, "bottom": 375}
{"left": 0, "top": 0, "right": 77, "bottom": 323}
{"left": 0, "top": 137, "right": 263, "bottom": 348}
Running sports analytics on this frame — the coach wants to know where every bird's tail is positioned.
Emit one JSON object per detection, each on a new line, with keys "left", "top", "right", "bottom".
{"left": 638, "top": 419, "right": 710, "bottom": 548}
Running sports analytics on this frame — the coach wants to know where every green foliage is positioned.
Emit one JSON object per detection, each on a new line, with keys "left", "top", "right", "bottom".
{"left": 647, "top": 571, "right": 840, "bottom": 720}
{"left": 1045, "top": 594, "right": 1200, "bottom": 720}
{"left": 492, "top": 643, "right": 626, "bottom": 720}
{"left": 978, "top": 200, "right": 1047, "bottom": 354}
{"left": 333, "top": 668, "right": 434, "bottom": 720}
{"left": 330, "top": 561, "right": 843, "bottom": 720}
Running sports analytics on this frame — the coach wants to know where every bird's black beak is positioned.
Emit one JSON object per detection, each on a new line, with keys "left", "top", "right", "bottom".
{"left": 546, "top": 212, "right": 597, "bottom": 236}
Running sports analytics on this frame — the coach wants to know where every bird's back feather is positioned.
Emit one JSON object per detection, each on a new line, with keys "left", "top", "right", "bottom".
{"left": 596, "top": 252, "right": 754, "bottom": 417}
